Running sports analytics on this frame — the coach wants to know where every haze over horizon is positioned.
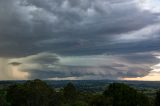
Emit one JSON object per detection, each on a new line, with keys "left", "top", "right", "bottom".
{"left": 0, "top": 0, "right": 160, "bottom": 81}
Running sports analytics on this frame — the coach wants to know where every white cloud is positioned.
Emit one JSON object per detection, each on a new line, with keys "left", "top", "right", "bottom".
{"left": 137, "top": 0, "right": 160, "bottom": 13}
{"left": 114, "top": 23, "right": 160, "bottom": 42}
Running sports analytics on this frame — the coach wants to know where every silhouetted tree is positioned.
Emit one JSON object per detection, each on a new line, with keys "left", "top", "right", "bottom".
{"left": 72, "top": 101, "right": 88, "bottom": 106}
{"left": 103, "top": 83, "right": 151, "bottom": 106}
{"left": 7, "top": 79, "right": 54, "bottom": 106}
{"left": 63, "top": 82, "right": 78, "bottom": 103}
{"left": 155, "top": 89, "right": 160, "bottom": 106}
{"left": 0, "top": 90, "right": 10, "bottom": 106}
{"left": 89, "top": 95, "right": 112, "bottom": 106}
{"left": 6, "top": 80, "right": 154, "bottom": 106}
{"left": 50, "top": 92, "right": 65, "bottom": 106}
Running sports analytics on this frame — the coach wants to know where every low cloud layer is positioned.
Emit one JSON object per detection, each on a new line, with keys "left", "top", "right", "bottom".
{"left": 0, "top": 0, "right": 160, "bottom": 80}
{"left": 7, "top": 52, "right": 160, "bottom": 80}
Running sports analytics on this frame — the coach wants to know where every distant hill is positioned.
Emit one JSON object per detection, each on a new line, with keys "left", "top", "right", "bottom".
{"left": 1, "top": 80, "right": 160, "bottom": 92}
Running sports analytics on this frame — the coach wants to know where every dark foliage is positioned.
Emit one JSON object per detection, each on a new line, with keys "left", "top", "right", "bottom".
{"left": 103, "top": 83, "right": 151, "bottom": 106}
{"left": 89, "top": 95, "right": 112, "bottom": 106}
{"left": 1, "top": 80, "right": 157, "bottom": 106}
{"left": 155, "top": 90, "right": 160, "bottom": 106}
{"left": 0, "top": 90, "right": 10, "bottom": 106}
{"left": 63, "top": 82, "right": 78, "bottom": 103}
{"left": 7, "top": 79, "right": 54, "bottom": 106}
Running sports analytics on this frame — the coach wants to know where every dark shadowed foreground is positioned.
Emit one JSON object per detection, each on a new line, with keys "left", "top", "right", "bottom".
{"left": 0, "top": 79, "right": 160, "bottom": 106}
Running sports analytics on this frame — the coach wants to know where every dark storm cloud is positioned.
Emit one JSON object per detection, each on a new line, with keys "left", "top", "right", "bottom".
{"left": 9, "top": 62, "right": 22, "bottom": 66}
{"left": 27, "top": 64, "right": 151, "bottom": 79}
{"left": 0, "top": 0, "right": 160, "bottom": 57}
{"left": 121, "top": 53, "right": 160, "bottom": 64}
{"left": 1, "top": 0, "right": 160, "bottom": 79}
{"left": 10, "top": 52, "right": 158, "bottom": 80}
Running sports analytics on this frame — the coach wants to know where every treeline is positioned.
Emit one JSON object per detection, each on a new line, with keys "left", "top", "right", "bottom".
{"left": 0, "top": 79, "right": 160, "bottom": 106}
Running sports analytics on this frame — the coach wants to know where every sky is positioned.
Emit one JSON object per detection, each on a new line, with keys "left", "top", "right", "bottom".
{"left": 0, "top": 0, "right": 160, "bottom": 80}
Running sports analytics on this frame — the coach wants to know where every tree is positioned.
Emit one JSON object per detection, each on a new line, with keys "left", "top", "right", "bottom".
{"left": 155, "top": 90, "right": 160, "bottom": 106}
{"left": 0, "top": 90, "right": 10, "bottom": 106}
{"left": 103, "top": 83, "right": 151, "bottom": 106}
{"left": 7, "top": 79, "right": 54, "bottom": 106}
{"left": 72, "top": 101, "right": 88, "bottom": 106}
{"left": 7, "top": 84, "right": 27, "bottom": 106}
{"left": 50, "top": 92, "right": 65, "bottom": 106}
{"left": 89, "top": 95, "right": 112, "bottom": 106}
{"left": 63, "top": 82, "right": 78, "bottom": 103}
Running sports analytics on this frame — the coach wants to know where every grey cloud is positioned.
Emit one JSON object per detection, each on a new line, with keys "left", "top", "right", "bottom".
{"left": 0, "top": 0, "right": 159, "bottom": 57}
{"left": 26, "top": 64, "right": 151, "bottom": 80}
{"left": 121, "top": 53, "right": 160, "bottom": 64}
{"left": 9, "top": 53, "right": 60, "bottom": 65}
{"left": 9, "top": 62, "right": 22, "bottom": 66}
{"left": 9, "top": 52, "right": 158, "bottom": 80}
{"left": 1, "top": 0, "right": 160, "bottom": 80}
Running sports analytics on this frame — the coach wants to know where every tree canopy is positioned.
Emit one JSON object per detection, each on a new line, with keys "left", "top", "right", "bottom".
{"left": 1, "top": 80, "right": 158, "bottom": 106}
{"left": 7, "top": 79, "right": 54, "bottom": 106}
{"left": 155, "top": 89, "right": 160, "bottom": 106}
{"left": 103, "top": 83, "right": 151, "bottom": 106}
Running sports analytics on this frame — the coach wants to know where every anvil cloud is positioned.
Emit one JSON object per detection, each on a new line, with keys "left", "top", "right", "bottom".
{"left": 0, "top": 0, "right": 160, "bottom": 80}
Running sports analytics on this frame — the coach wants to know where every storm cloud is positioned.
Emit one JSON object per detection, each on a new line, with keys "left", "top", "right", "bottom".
{"left": 0, "top": 0, "right": 160, "bottom": 80}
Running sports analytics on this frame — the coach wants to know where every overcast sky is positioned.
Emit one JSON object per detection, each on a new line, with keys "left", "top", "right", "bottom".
{"left": 0, "top": 0, "right": 160, "bottom": 80}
